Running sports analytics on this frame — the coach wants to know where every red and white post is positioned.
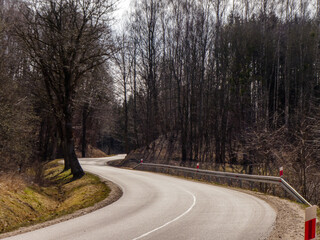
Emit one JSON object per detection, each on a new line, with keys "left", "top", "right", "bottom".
{"left": 140, "top": 159, "right": 143, "bottom": 164}
{"left": 196, "top": 162, "right": 199, "bottom": 171}
{"left": 305, "top": 205, "right": 317, "bottom": 240}
{"left": 279, "top": 166, "right": 283, "bottom": 177}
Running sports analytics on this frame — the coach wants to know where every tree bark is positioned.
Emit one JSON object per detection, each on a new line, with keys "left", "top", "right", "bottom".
{"left": 81, "top": 103, "right": 89, "bottom": 158}
{"left": 63, "top": 116, "right": 84, "bottom": 179}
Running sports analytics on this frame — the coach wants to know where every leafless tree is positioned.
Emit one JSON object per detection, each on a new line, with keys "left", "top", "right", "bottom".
{"left": 15, "top": 0, "right": 115, "bottom": 178}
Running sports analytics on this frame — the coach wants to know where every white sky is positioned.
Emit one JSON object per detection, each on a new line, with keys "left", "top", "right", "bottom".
{"left": 113, "top": 0, "right": 132, "bottom": 29}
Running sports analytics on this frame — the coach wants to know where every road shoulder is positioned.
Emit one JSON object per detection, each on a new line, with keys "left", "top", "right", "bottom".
{"left": 224, "top": 188, "right": 305, "bottom": 240}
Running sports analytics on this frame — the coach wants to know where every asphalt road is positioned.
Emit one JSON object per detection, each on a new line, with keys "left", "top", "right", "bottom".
{"left": 4, "top": 155, "right": 276, "bottom": 240}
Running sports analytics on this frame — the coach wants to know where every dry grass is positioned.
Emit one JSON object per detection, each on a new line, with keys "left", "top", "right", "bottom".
{"left": 0, "top": 161, "right": 110, "bottom": 233}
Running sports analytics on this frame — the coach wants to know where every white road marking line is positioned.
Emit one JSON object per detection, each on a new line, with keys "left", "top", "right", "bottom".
{"left": 132, "top": 190, "right": 197, "bottom": 240}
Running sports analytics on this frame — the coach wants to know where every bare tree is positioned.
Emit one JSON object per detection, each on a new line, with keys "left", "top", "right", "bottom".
{"left": 15, "top": 0, "right": 115, "bottom": 179}
{"left": 114, "top": 33, "right": 130, "bottom": 153}
{"left": 74, "top": 64, "right": 113, "bottom": 157}
{"left": 131, "top": 0, "right": 162, "bottom": 145}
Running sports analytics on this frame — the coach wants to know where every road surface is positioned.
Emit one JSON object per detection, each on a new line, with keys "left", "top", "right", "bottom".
{"left": 4, "top": 155, "right": 276, "bottom": 240}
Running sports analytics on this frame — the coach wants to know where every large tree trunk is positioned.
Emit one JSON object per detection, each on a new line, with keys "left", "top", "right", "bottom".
{"left": 57, "top": 120, "right": 70, "bottom": 171}
{"left": 81, "top": 103, "right": 89, "bottom": 158}
{"left": 63, "top": 109, "right": 84, "bottom": 179}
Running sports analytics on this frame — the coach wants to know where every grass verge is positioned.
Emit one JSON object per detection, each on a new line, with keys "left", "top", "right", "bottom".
{"left": 0, "top": 160, "right": 110, "bottom": 234}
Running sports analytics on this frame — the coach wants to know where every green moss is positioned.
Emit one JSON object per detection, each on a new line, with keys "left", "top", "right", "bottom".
{"left": 0, "top": 161, "right": 110, "bottom": 234}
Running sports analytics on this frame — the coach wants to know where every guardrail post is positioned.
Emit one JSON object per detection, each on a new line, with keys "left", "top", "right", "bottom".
{"left": 279, "top": 166, "right": 283, "bottom": 177}
{"left": 227, "top": 178, "right": 231, "bottom": 186}
{"left": 272, "top": 185, "right": 275, "bottom": 196}
{"left": 305, "top": 205, "right": 317, "bottom": 240}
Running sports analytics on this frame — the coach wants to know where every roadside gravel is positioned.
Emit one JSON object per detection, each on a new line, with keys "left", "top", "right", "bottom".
{"left": 235, "top": 189, "right": 305, "bottom": 240}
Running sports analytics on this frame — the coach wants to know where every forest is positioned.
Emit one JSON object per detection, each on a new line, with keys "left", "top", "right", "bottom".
{"left": 1, "top": 0, "right": 320, "bottom": 204}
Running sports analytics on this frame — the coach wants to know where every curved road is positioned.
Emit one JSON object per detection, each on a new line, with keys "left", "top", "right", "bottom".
{"left": 4, "top": 155, "right": 276, "bottom": 240}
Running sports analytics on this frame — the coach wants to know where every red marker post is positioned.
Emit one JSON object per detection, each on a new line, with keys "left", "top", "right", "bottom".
{"left": 305, "top": 205, "right": 317, "bottom": 240}
{"left": 196, "top": 162, "right": 199, "bottom": 172}
{"left": 279, "top": 166, "right": 283, "bottom": 177}
{"left": 140, "top": 159, "right": 143, "bottom": 164}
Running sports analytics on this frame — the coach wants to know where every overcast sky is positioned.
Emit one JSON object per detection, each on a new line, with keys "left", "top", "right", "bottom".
{"left": 113, "top": 0, "right": 132, "bottom": 28}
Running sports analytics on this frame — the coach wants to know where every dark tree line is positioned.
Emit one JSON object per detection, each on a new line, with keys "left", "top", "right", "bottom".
{"left": 115, "top": 0, "right": 320, "bottom": 202}
{"left": 0, "top": 0, "right": 37, "bottom": 172}
{"left": 0, "top": 0, "right": 116, "bottom": 179}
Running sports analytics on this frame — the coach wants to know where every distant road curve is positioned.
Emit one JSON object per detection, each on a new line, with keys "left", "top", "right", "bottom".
{"left": 4, "top": 155, "right": 276, "bottom": 240}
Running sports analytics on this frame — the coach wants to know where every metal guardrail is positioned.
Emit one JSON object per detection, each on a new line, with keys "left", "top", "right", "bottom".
{"left": 134, "top": 162, "right": 312, "bottom": 206}
{"left": 280, "top": 178, "right": 312, "bottom": 206}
